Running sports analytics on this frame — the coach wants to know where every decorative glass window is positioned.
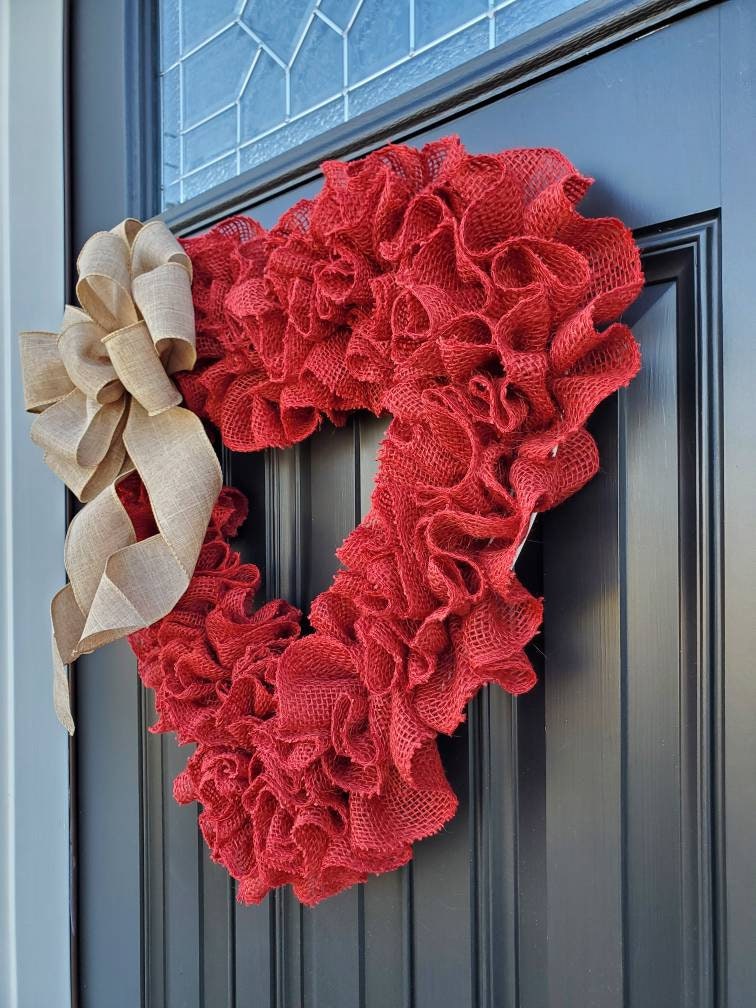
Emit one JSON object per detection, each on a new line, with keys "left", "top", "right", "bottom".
{"left": 160, "top": 0, "right": 583, "bottom": 208}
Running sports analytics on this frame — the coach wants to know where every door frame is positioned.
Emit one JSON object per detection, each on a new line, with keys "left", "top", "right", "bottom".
{"left": 0, "top": 1, "right": 70, "bottom": 1006}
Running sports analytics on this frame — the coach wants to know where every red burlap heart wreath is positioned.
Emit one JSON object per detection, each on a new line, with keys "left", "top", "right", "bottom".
{"left": 122, "top": 137, "right": 642, "bottom": 905}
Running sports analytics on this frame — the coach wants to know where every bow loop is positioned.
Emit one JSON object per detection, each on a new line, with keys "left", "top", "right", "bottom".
{"left": 112, "top": 217, "right": 143, "bottom": 249}
{"left": 130, "top": 218, "right": 193, "bottom": 280}
{"left": 58, "top": 306, "right": 123, "bottom": 404}
{"left": 19, "top": 218, "right": 221, "bottom": 733}
{"left": 19, "top": 330, "right": 73, "bottom": 412}
{"left": 103, "top": 322, "right": 182, "bottom": 416}
{"left": 76, "top": 230, "right": 138, "bottom": 332}
{"left": 131, "top": 262, "right": 196, "bottom": 373}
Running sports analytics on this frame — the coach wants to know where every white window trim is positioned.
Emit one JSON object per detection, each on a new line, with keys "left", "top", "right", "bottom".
{"left": 0, "top": 1, "right": 71, "bottom": 1005}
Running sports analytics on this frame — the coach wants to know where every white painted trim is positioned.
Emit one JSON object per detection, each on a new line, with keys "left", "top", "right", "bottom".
{"left": 0, "top": 1, "right": 70, "bottom": 1005}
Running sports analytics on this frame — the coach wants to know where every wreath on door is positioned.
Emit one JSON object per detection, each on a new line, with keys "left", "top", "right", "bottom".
{"left": 20, "top": 137, "right": 642, "bottom": 904}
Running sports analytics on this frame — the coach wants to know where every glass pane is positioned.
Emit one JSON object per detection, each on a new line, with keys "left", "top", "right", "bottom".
{"left": 159, "top": 0, "right": 586, "bottom": 208}
{"left": 289, "top": 16, "right": 343, "bottom": 115}
{"left": 414, "top": 0, "right": 488, "bottom": 49}
{"left": 182, "top": 24, "right": 255, "bottom": 129}
{"left": 347, "top": 0, "right": 409, "bottom": 84}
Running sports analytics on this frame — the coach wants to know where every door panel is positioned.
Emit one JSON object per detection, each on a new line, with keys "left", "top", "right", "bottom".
{"left": 72, "top": 2, "right": 756, "bottom": 1006}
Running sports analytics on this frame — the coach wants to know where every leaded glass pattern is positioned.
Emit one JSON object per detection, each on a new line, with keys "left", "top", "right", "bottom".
{"left": 160, "top": 0, "right": 583, "bottom": 207}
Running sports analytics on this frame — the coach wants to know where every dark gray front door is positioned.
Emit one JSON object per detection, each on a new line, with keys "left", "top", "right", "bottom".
{"left": 71, "top": 2, "right": 756, "bottom": 1006}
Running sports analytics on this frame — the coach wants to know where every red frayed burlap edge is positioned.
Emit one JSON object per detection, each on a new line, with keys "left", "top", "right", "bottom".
{"left": 124, "top": 137, "right": 642, "bottom": 905}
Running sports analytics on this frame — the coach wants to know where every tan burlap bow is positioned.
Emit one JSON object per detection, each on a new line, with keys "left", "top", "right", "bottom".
{"left": 19, "top": 218, "right": 222, "bottom": 733}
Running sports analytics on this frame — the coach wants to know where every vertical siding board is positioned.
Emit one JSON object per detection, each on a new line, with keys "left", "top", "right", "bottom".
{"left": 234, "top": 899, "right": 275, "bottom": 1007}
{"left": 161, "top": 736, "right": 202, "bottom": 1007}
{"left": 477, "top": 527, "right": 547, "bottom": 1008}
{"left": 411, "top": 726, "right": 474, "bottom": 1008}
{"left": 306, "top": 422, "right": 356, "bottom": 600}
{"left": 361, "top": 872, "right": 406, "bottom": 1008}
{"left": 302, "top": 896, "right": 362, "bottom": 1008}
{"left": 357, "top": 414, "right": 408, "bottom": 1008}
{"left": 260, "top": 446, "right": 307, "bottom": 1008}
{"left": 199, "top": 847, "right": 234, "bottom": 1006}
{"left": 474, "top": 685, "right": 519, "bottom": 1008}
{"left": 355, "top": 415, "right": 386, "bottom": 503}
{"left": 225, "top": 450, "right": 276, "bottom": 1008}
{"left": 622, "top": 282, "right": 683, "bottom": 1007}
{"left": 76, "top": 646, "right": 144, "bottom": 1008}
{"left": 512, "top": 533, "right": 548, "bottom": 1008}
{"left": 543, "top": 395, "right": 624, "bottom": 1008}
{"left": 301, "top": 420, "right": 363, "bottom": 1007}
{"left": 279, "top": 893, "right": 304, "bottom": 1008}
{"left": 143, "top": 692, "right": 166, "bottom": 1008}
{"left": 512, "top": 683, "right": 548, "bottom": 1008}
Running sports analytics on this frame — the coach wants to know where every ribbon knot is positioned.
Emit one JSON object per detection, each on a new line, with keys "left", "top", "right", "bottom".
{"left": 20, "top": 219, "right": 222, "bottom": 732}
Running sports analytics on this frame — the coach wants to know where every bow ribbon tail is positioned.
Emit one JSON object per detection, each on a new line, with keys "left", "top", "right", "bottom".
{"left": 50, "top": 586, "right": 85, "bottom": 734}
{"left": 50, "top": 402, "right": 222, "bottom": 733}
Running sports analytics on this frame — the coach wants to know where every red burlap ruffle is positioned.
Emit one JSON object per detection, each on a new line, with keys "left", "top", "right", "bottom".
{"left": 126, "top": 138, "right": 642, "bottom": 905}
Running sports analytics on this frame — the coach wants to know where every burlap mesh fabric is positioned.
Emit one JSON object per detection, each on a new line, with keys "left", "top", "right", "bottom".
{"left": 126, "top": 138, "right": 643, "bottom": 905}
